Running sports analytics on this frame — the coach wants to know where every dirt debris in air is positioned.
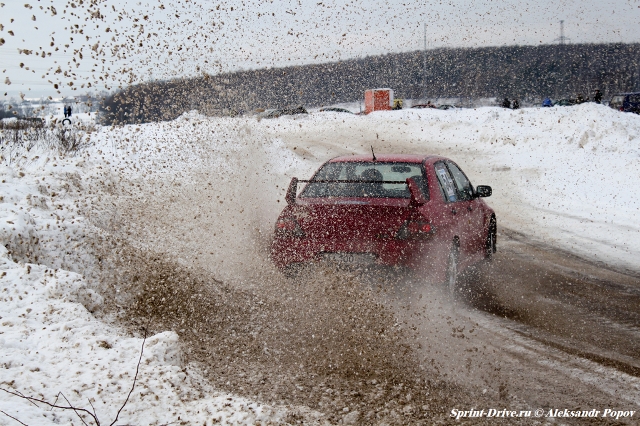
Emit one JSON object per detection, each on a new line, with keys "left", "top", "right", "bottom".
{"left": 92, "top": 238, "right": 495, "bottom": 424}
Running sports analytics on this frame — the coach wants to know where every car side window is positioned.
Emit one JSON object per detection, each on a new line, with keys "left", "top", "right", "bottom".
{"left": 446, "top": 161, "right": 474, "bottom": 201}
{"left": 434, "top": 162, "right": 457, "bottom": 202}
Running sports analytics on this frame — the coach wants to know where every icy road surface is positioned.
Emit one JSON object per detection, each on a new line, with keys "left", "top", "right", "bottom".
{"left": 1, "top": 104, "right": 640, "bottom": 424}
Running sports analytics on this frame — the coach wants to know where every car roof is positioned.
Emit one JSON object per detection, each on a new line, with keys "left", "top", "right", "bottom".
{"left": 328, "top": 154, "right": 442, "bottom": 163}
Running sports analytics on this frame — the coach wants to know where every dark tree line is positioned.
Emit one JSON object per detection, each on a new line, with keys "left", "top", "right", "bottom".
{"left": 99, "top": 43, "right": 640, "bottom": 124}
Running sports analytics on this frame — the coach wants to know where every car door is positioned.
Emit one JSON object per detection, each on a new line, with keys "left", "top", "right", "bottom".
{"left": 445, "top": 161, "right": 485, "bottom": 257}
{"left": 432, "top": 161, "right": 467, "bottom": 251}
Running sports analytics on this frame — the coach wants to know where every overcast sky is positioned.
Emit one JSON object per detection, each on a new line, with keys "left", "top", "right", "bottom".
{"left": 1, "top": 0, "right": 639, "bottom": 99}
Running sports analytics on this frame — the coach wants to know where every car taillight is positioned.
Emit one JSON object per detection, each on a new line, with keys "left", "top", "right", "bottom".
{"left": 275, "top": 216, "right": 305, "bottom": 238}
{"left": 408, "top": 221, "right": 432, "bottom": 233}
{"left": 396, "top": 219, "right": 434, "bottom": 240}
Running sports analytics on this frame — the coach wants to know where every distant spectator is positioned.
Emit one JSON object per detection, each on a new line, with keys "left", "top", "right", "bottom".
{"left": 67, "top": 105, "right": 72, "bottom": 117}
{"left": 594, "top": 89, "right": 602, "bottom": 104}
{"left": 542, "top": 97, "right": 553, "bottom": 107}
{"left": 502, "top": 98, "right": 511, "bottom": 108}
{"left": 63, "top": 105, "right": 68, "bottom": 118}
{"left": 512, "top": 99, "right": 520, "bottom": 109}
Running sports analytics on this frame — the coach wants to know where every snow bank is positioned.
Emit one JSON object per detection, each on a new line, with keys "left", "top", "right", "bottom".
{"left": 0, "top": 130, "right": 290, "bottom": 425}
{"left": 1, "top": 255, "right": 157, "bottom": 423}
{"left": 0, "top": 252, "right": 284, "bottom": 425}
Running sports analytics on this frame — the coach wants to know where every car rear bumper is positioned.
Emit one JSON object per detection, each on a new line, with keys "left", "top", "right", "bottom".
{"left": 270, "top": 235, "right": 434, "bottom": 271}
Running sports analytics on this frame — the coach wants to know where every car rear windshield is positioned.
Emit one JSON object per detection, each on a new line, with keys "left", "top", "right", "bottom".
{"left": 301, "top": 161, "right": 427, "bottom": 199}
{"left": 610, "top": 95, "right": 624, "bottom": 107}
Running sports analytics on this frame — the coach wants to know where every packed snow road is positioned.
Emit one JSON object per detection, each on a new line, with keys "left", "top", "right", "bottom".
{"left": 397, "top": 232, "right": 640, "bottom": 417}
{"left": 2, "top": 104, "right": 639, "bottom": 424}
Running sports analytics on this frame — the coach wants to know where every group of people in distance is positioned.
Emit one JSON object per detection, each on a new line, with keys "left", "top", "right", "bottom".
{"left": 542, "top": 89, "right": 602, "bottom": 108}
{"left": 501, "top": 98, "right": 520, "bottom": 109}
{"left": 504, "top": 89, "right": 603, "bottom": 109}
{"left": 63, "top": 105, "right": 72, "bottom": 118}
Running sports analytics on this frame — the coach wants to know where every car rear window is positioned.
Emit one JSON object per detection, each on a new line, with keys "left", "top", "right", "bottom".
{"left": 628, "top": 95, "right": 640, "bottom": 104}
{"left": 610, "top": 95, "right": 624, "bottom": 107}
{"left": 301, "top": 162, "right": 427, "bottom": 199}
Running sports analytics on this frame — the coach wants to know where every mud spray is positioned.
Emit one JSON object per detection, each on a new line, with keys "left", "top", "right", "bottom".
{"left": 60, "top": 116, "right": 527, "bottom": 424}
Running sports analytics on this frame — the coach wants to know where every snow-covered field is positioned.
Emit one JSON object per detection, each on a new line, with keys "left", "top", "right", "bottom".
{"left": 1, "top": 104, "right": 639, "bottom": 424}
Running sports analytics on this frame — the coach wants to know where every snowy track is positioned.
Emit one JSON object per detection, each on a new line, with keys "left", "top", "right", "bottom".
{"left": 2, "top": 105, "right": 640, "bottom": 424}
{"left": 397, "top": 233, "right": 640, "bottom": 416}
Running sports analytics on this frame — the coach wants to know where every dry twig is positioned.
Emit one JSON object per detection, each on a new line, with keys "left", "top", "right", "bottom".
{"left": 110, "top": 327, "right": 148, "bottom": 426}
{"left": 0, "top": 410, "right": 29, "bottom": 426}
{"left": 0, "top": 326, "right": 149, "bottom": 426}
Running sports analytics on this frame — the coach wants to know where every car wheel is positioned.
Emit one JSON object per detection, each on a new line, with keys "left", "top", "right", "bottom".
{"left": 446, "top": 243, "right": 459, "bottom": 298}
{"left": 283, "top": 263, "right": 302, "bottom": 279}
{"left": 485, "top": 217, "right": 497, "bottom": 260}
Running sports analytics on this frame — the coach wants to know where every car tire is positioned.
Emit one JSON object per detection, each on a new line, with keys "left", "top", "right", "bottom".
{"left": 283, "top": 263, "right": 301, "bottom": 279}
{"left": 485, "top": 217, "right": 497, "bottom": 261}
{"left": 446, "top": 242, "right": 459, "bottom": 299}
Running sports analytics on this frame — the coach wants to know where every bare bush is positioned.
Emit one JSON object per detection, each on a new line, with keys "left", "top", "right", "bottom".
{"left": 0, "top": 118, "right": 45, "bottom": 130}
{"left": 52, "top": 122, "right": 95, "bottom": 154}
{"left": 0, "top": 119, "right": 95, "bottom": 162}
{"left": 0, "top": 119, "right": 47, "bottom": 153}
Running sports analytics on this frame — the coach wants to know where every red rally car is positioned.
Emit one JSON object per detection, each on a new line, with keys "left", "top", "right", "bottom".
{"left": 271, "top": 154, "right": 496, "bottom": 286}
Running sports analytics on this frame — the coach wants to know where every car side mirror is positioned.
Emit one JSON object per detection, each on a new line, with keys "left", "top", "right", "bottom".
{"left": 406, "top": 177, "right": 427, "bottom": 206}
{"left": 475, "top": 185, "right": 492, "bottom": 197}
{"left": 285, "top": 177, "right": 299, "bottom": 204}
